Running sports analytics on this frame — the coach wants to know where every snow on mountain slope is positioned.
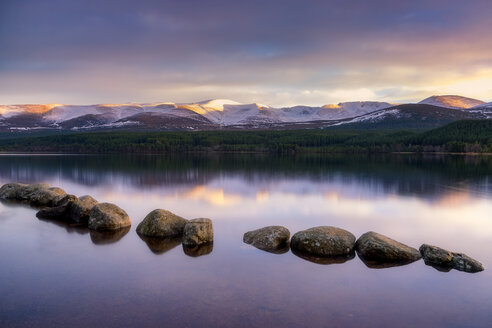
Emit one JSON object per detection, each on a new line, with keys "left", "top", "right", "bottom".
{"left": 418, "top": 95, "right": 484, "bottom": 109}
{"left": 0, "top": 96, "right": 487, "bottom": 131}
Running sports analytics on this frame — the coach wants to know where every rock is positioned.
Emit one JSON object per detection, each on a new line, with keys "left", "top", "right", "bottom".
{"left": 243, "top": 226, "right": 290, "bottom": 252}
{"left": 183, "top": 242, "right": 214, "bottom": 257}
{"left": 0, "top": 183, "right": 27, "bottom": 199}
{"left": 89, "top": 226, "right": 131, "bottom": 245}
{"left": 290, "top": 226, "right": 356, "bottom": 257}
{"left": 17, "top": 183, "right": 51, "bottom": 200}
{"left": 69, "top": 195, "right": 98, "bottom": 224}
{"left": 138, "top": 235, "right": 182, "bottom": 254}
{"left": 136, "top": 209, "right": 187, "bottom": 238}
{"left": 355, "top": 232, "right": 421, "bottom": 265}
{"left": 35, "top": 194, "right": 78, "bottom": 220}
{"left": 419, "top": 244, "right": 484, "bottom": 273}
{"left": 88, "top": 203, "right": 131, "bottom": 231}
{"left": 182, "top": 218, "right": 213, "bottom": 247}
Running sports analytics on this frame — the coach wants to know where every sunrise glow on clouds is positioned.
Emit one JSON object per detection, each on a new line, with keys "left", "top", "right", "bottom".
{"left": 0, "top": 0, "right": 491, "bottom": 106}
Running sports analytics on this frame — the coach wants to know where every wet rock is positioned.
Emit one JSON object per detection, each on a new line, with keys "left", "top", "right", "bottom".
{"left": 69, "top": 195, "right": 98, "bottom": 224}
{"left": 138, "top": 235, "right": 182, "bottom": 254}
{"left": 183, "top": 242, "right": 214, "bottom": 257}
{"left": 291, "top": 247, "right": 355, "bottom": 265}
{"left": 419, "top": 244, "right": 484, "bottom": 273}
{"left": 355, "top": 232, "right": 421, "bottom": 264}
{"left": 0, "top": 183, "right": 27, "bottom": 199}
{"left": 290, "top": 226, "right": 356, "bottom": 257}
{"left": 35, "top": 194, "right": 78, "bottom": 220}
{"left": 182, "top": 218, "right": 213, "bottom": 247}
{"left": 88, "top": 203, "right": 131, "bottom": 231}
{"left": 243, "top": 226, "right": 290, "bottom": 252}
{"left": 90, "top": 226, "right": 131, "bottom": 245}
{"left": 136, "top": 209, "right": 187, "bottom": 238}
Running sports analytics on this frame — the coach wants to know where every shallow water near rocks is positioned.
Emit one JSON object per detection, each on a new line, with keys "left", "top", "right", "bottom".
{"left": 0, "top": 153, "right": 491, "bottom": 328}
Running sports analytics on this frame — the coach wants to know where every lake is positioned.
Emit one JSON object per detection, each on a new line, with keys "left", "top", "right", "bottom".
{"left": 0, "top": 154, "right": 491, "bottom": 327}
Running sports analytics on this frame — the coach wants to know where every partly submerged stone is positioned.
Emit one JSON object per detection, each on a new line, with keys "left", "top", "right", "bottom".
{"left": 69, "top": 195, "right": 98, "bottom": 224}
{"left": 36, "top": 194, "right": 78, "bottom": 220}
{"left": 182, "top": 218, "right": 213, "bottom": 247}
{"left": 88, "top": 203, "right": 131, "bottom": 231}
{"left": 243, "top": 226, "right": 290, "bottom": 252}
{"left": 419, "top": 244, "right": 484, "bottom": 273}
{"left": 290, "top": 226, "right": 356, "bottom": 257}
{"left": 136, "top": 209, "right": 187, "bottom": 238}
{"left": 0, "top": 183, "right": 27, "bottom": 199}
{"left": 355, "top": 232, "right": 421, "bottom": 265}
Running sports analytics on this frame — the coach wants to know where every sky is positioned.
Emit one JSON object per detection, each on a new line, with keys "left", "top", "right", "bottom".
{"left": 0, "top": 0, "right": 491, "bottom": 106}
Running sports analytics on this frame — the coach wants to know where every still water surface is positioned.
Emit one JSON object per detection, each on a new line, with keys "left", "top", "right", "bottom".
{"left": 0, "top": 154, "right": 491, "bottom": 327}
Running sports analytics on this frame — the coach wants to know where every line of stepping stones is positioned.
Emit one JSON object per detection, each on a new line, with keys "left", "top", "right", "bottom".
{"left": 0, "top": 183, "right": 213, "bottom": 255}
{"left": 0, "top": 182, "right": 484, "bottom": 272}
{"left": 243, "top": 226, "right": 484, "bottom": 273}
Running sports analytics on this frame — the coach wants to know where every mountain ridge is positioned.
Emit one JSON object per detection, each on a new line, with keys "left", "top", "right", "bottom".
{"left": 0, "top": 95, "right": 489, "bottom": 132}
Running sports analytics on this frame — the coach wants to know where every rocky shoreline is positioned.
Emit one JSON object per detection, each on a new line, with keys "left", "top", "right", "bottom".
{"left": 0, "top": 182, "right": 484, "bottom": 272}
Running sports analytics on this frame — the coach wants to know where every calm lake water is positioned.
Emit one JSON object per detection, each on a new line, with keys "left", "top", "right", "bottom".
{"left": 0, "top": 154, "right": 491, "bottom": 328}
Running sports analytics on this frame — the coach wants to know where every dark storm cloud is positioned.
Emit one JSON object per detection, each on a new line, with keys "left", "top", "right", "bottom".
{"left": 0, "top": 0, "right": 491, "bottom": 105}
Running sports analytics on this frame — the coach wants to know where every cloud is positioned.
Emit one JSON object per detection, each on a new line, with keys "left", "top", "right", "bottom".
{"left": 0, "top": 0, "right": 491, "bottom": 105}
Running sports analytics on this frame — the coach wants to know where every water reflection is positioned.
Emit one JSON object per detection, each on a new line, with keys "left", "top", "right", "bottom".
{"left": 357, "top": 252, "right": 419, "bottom": 269}
{"left": 138, "top": 235, "right": 182, "bottom": 254}
{"left": 0, "top": 154, "right": 491, "bottom": 328}
{"left": 183, "top": 242, "right": 214, "bottom": 257}
{"left": 291, "top": 248, "right": 356, "bottom": 265}
{"left": 89, "top": 226, "right": 131, "bottom": 245}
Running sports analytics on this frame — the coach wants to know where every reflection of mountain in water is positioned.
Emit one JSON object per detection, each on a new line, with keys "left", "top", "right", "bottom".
{"left": 0, "top": 154, "right": 490, "bottom": 201}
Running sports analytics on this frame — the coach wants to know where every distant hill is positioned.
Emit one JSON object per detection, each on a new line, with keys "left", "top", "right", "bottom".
{"left": 418, "top": 95, "right": 484, "bottom": 109}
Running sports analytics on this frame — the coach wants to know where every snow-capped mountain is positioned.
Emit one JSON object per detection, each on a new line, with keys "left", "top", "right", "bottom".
{"left": 418, "top": 95, "right": 484, "bottom": 109}
{"left": 0, "top": 95, "right": 489, "bottom": 132}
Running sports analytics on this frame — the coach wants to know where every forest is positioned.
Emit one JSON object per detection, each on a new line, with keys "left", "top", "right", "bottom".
{"left": 0, "top": 120, "right": 490, "bottom": 154}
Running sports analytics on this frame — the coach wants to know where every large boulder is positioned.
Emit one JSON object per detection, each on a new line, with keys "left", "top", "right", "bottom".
{"left": 355, "top": 232, "right": 421, "bottom": 264}
{"left": 182, "top": 218, "right": 213, "bottom": 247}
{"left": 88, "top": 203, "right": 131, "bottom": 231}
{"left": 419, "top": 244, "right": 484, "bottom": 273}
{"left": 243, "top": 226, "right": 290, "bottom": 252}
{"left": 290, "top": 226, "right": 356, "bottom": 257}
{"left": 136, "top": 209, "right": 187, "bottom": 238}
{"left": 0, "top": 183, "right": 27, "bottom": 199}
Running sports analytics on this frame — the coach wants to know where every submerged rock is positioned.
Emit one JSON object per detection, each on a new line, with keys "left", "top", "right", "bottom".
{"left": 355, "top": 232, "right": 421, "bottom": 265}
{"left": 88, "top": 203, "right": 131, "bottom": 231}
{"left": 183, "top": 242, "right": 214, "bottom": 257}
{"left": 182, "top": 218, "right": 213, "bottom": 247}
{"left": 290, "top": 226, "right": 356, "bottom": 257}
{"left": 243, "top": 226, "right": 290, "bottom": 252}
{"left": 136, "top": 209, "right": 187, "bottom": 238}
{"left": 419, "top": 244, "right": 484, "bottom": 273}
